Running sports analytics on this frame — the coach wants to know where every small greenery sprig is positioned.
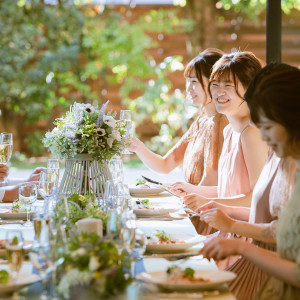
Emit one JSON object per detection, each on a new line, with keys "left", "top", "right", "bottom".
{"left": 55, "top": 194, "right": 109, "bottom": 234}
{"left": 58, "top": 232, "right": 132, "bottom": 299}
{"left": 135, "top": 178, "right": 146, "bottom": 186}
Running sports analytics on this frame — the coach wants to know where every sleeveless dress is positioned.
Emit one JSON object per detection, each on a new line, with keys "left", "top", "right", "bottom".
{"left": 255, "top": 170, "right": 300, "bottom": 300}
{"left": 194, "top": 124, "right": 252, "bottom": 236}
{"left": 170, "top": 110, "right": 227, "bottom": 185}
{"left": 227, "top": 153, "right": 296, "bottom": 300}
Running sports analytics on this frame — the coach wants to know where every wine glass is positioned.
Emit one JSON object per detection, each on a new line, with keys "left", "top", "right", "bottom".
{"left": 19, "top": 182, "right": 37, "bottom": 227}
{"left": 33, "top": 206, "right": 49, "bottom": 245}
{"left": 103, "top": 180, "right": 118, "bottom": 210}
{"left": 5, "top": 230, "right": 24, "bottom": 292}
{"left": 130, "top": 228, "right": 146, "bottom": 278}
{"left": 47, "top": 159, "right": 60, "bottom": 186}
{"left": 38, "top": 170, "right": 58, "bottom": 216}
{"left": 109, "top": 156, "right": 124, "bottom": 183}
{"left": 120, "top": 110, "right": 133, "bottom": 155}
{"left": 0, "top": 133, "right": 13, "bottom": 185}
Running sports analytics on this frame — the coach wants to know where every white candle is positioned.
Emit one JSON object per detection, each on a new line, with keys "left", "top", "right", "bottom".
{"left": 76, "top": 218, "right": 103, "bottom": 238}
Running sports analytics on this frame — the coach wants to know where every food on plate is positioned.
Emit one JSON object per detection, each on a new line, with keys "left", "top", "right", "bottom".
{"left": 135, "top": 199, "right": 153, "bottom": 209}
{"left": 135, "top": 178, "right": 151, "bottom": 188}
{"left": 166, "top": 266, "right": 210, "bottom": 283}
{"left": 10, "top": 201, "right": 27, "bottom": 213}
{"left": 0, "top": 270, "right": 9, "bottom": 284}
{"left": 147, "top": 230, "right": 185, "bottom": 245}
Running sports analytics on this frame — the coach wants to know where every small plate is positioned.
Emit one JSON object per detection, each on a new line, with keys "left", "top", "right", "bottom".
{"left": 146, "top": 234, "right": 205, "bottom": 253}
{"left": 129, "top": 186, "right": 165, "bottom": 197}
{"left": 137, "top": 269, "right": 236, "bottom": 291}
{"left": 134, "top": 208, "right": 176, "bottom": 217}
{"left": 0, "top": 273, "right": 40, "bottom": 293}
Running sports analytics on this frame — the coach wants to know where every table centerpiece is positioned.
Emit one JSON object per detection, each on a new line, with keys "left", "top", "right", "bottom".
{"left": 43, "top": 101, "right": 126, "bottom": 198}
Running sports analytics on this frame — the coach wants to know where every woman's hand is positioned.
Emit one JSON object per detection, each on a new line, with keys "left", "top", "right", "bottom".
{"left": 182, "top": 193, "right": 210, "bottom": 211}
{"left": 26, "top": 167, "right": 47, "bottom": 182}
{"left": 126, "top": 137, "right": 144, "bottom": 153}
{"left": 0, "top": 164, "right": 9, "bottom": 182}
{"left": 200, "top": 208, "right": 235, "bottom": 232}
{"left": 168, "top": 182, "right": 196, "bottom": 196}
{"left": 200, "top": 238, "right": 243, "bottom": 261}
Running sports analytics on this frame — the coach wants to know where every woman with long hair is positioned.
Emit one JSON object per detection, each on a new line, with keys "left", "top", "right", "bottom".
{"left": 128, "top": 48, "right": 228, "bottom": 187}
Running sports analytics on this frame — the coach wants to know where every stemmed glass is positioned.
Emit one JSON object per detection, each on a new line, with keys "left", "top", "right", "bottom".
{"left": 38, "top": 170, "right": 58, "bottom": 216}
{"left": 103, "top": 180, "right": 118, "bottom": 211}
{"left": 5, "top": 230, "right": 24, "bottom": 292}
{"left": 0, "top": 133, "right": 13, "bottom": 185}
{"left": 19, "top": 182, "right": 37, "bottom": 227}
{"left": 109, "top": 156, "right": 124, "bottom": 184}
{"left": 47, "top": 159, "right": 60, "bottom": 186}
{"left": 120, "top": 110, "right": 133, "bottom": 155}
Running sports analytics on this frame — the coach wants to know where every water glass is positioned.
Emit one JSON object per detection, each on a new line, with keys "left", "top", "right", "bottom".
{"left": 5, "top": 230, "right": 24, "bottom": 286}
{"left": 19, "top": 182, "right": 37, "bottom": 226}
{"left": 109, "top": 156, "right": 124, "bottom": 183}
{"left": 103, "top": 180, "right": 118, "bottom": 210}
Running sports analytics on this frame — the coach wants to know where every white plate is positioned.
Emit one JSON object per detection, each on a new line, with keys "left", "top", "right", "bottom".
{"left": 146, "top": 234, "right": 205, "bottom": 253}
{"left": 134, "top": 208, "right": 176, "bottom": 217}
{"left": 169, "top": 212, "right": 188, "bottom": 219}
{"left": 129, "top": 186, "right": 165, "bottom": 197}
{"left": 0, "top": 212, "right": 33, "bottom": 220}
{"left": 0, "top": 273, "right": 40, "bottom": 293}
{"left": 137, "top": 269, "right": 236, "bottom": 291}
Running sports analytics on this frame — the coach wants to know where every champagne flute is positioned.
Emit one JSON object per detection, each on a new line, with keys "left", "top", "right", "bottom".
{"left": 109, "top": 156, "right": 124, "bottom": 183}
{"left": 47, "top": 159, "right": 60, "bottom": 186}
{"left": 33, "top": 206, "right": 49, "bottom": 245}
{"left": 5, "top": 230, "right": 24, "bottom": 291}
{"left": 120, "top": 110, "right": 133, "bottom": 155}
{"left": 19, "top": 182, "right": 37, "bottom": 227}
{"left": 38, "top": 170, "right": 58, "bottom": 216}
{"left": 0, "top": 133, "right": 13, "bottom": 185}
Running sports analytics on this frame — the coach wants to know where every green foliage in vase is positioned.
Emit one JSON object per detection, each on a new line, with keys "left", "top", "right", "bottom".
{"left": 55, "top": 194, "right": 109, "bottom": 234}
{"left": 58, "top": 232, "right": 131, "bottom": 298}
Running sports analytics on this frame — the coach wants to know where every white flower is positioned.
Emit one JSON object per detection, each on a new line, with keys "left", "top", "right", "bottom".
{"left": 107, "top": 137, "right": 114, "bottom": 148}
{"left": 71, "top": 248, "right": 86, "bottom": 258}
{"left": 110, "top": 129, "right": 121, "bottom": 142}
{"left": 89, "top": 256, "right": 100, "bottom": 271}
{"left": 96, "top": 128, "right": 106, "bottom": 137}
{"left": 85, "top": 105, "right": 95, "bottom": 114}
{"left": 103, "top": 116, "right": 116, "bottom": 128}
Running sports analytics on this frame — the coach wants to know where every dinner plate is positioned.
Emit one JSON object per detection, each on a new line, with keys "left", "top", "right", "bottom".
{"left": 129, "top": 186, "right": 165, "bottom": 197}
{"left": 0, "top": 273, "right": 40, "bottom": 293}
{"left": 137, "top": 269, "right": 236, "bottom": 291}
{"left": 146, "top": 234, "right": 205, "bottom": 253}
{"left": 134, "top": 207, "right": 176, "bottom": 217}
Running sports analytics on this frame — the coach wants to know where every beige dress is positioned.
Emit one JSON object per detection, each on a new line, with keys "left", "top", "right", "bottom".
{"left": 227, "top": 153, "right": 296, "bottom": 300}
{"left": 255, "top": 169, "right": 300, "bottom": 300}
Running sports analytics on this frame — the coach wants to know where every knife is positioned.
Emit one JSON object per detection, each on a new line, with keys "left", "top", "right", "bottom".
{"left": 141, "top": 176, "right": 181, "bottom": 198}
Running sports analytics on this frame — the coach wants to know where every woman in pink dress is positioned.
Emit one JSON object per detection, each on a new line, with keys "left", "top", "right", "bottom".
{"left": 127, "top": 48, "right": 228, "bottom": 186}
{"left": 201, "top": 67, "right": 300, "bottom": 299}
{"left": 170, "top": 51, "right": 269, "bottom": 210}
{"left": 196, "top": 63, "right": 297, "bottom": 299}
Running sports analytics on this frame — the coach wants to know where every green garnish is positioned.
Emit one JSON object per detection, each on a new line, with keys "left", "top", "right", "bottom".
{"left": 141, "top": 199, "right": 152, "bottom": 206}
{"left": 166, "top": 266, "right": 176, "bottom": 274}
{"left": 184, "top": 267, "right": 195, "bottom": 278}
{"left": 136, "top": 178, "right": 146, "bottom": 186}
{"left": 155, "top": 230, "right": 170, "bottom": 242}
{"left": 12, "top": 236, "right": 19, "bottom": 246}
{"left": 11, "top": 201, "right": 26, "bottom": 213}
{"left": 0, "top": 270, "right": 9, "bottom": 284}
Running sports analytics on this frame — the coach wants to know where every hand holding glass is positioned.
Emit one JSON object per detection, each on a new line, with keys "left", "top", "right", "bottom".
{"left": 19, "top": 183, "right": 37, "bottom": 227}
{"left": 0, "top": 133, "right": 13, "bottom": 185}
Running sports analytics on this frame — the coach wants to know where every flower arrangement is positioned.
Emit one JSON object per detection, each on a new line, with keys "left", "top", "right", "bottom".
{"left": 43, "top": 101, "right": 126, "bottom": 162}
{"left": 57, "top": 232, "right": 132, "bottom": 299}
{"left": 55, "top": 194, "right": 109, "bottom": 234}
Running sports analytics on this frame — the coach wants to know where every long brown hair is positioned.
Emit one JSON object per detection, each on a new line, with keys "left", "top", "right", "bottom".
{"left": 184, "top": 48, "right": 224, "bottom": 96}
{"left": 250, "top": 68, "right": 300, "bottom": 158}
{"left": 208, "top": 51, "right": 262, "bottom": 99}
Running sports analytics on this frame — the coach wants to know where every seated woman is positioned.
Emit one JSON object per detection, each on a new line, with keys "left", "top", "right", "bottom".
{"left": 197, "top": 63, "right": 297, "bottom": 300}
{"left": 170, "top": 51, "right": 269, "bottom": 211}
{"left": 201, "top": 67, "right": 300, "bottom": 299}
{"left": 128, "top": 48, "right": 228, "bottom": 187}
{"left": 0, "top": 164, "right": 45, "bottom": 202}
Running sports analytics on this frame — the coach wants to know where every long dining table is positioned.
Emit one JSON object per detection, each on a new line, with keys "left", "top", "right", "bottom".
{"left": 0, "top": 192, "right": 236, "bottom": 299}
